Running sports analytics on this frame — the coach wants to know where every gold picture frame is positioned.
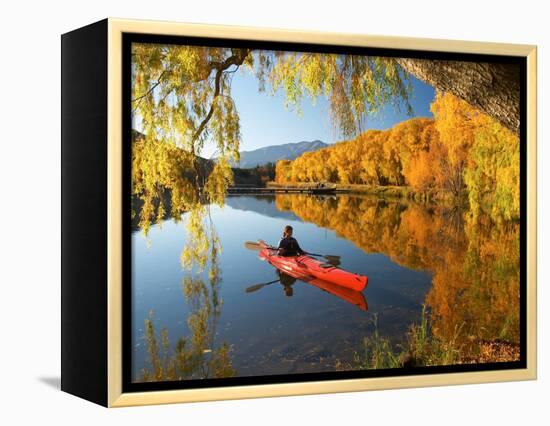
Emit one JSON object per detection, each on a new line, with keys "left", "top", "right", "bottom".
{"left": 61, "top": 17, "right": 537, "bottom": 407}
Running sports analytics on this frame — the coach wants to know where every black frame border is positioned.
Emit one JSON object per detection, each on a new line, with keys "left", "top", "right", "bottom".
{"left": 122, "top": 32, "right": 528, "bottom": 394}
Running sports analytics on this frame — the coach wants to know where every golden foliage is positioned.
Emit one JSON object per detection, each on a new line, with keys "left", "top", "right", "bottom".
{"left": 464, "top": 122, "right": 520, "bottom": 221}
{"left": 259, "top": 52, "right": 412, "bottom": 137}
{"left": 275, "top": 93, "right": 520, "bottom": 221}
{"left": 273, "top": 118, "right": 435, "bottom": 186}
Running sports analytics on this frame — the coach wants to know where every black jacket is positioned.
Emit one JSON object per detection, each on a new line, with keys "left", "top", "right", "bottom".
{"left": 277, "top": 236, "right": 304, "bottom": 256}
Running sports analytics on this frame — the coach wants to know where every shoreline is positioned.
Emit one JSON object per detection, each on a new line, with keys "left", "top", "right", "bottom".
{"left": 267, "top": 181, "right": 466, "bottom": 203}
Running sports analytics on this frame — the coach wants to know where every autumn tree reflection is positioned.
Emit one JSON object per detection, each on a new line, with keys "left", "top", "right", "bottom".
{"left": 139, "top": 212, "right": 235, "bottom": 381}
{"left": 275, "top": 194, "right": 520, "bottom": 363}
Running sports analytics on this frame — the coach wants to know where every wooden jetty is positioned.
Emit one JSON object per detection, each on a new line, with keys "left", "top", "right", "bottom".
{"left": 228, "top": 185, "right": 338, "bottom": 195}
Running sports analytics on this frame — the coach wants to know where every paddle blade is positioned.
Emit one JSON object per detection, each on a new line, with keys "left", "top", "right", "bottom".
{"left": 323, "top": 255, "right": 341, "bottom": 266}
{"left": 307, "top": 252, "right": 341, "bottom": 265}
{"left": 245, "top": 240, "right": 275, "bottom": 251}
{"left": 245, "top": 278, "right": 280, "bottom": 293}
{"left": 244, "top": 241, "right": 262, "bottom": 251}
{"left": 245, "top": 283, "right": 266, "bottom": 293}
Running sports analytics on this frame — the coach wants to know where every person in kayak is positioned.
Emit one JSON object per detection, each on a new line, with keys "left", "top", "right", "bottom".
{"left": 277, "top": 225, "right": 305, "bottom": 257}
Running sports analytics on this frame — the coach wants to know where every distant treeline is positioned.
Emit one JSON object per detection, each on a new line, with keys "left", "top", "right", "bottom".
{"left": 275, "top": 92, "right": 519, "bottom": 220}
{"left": 232, "top": 163, "right": 276, "bottom": 187}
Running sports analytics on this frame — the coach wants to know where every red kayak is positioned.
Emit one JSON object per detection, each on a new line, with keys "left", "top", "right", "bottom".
{"left": 258, "top": 240, "right": 368, "bottom": 292}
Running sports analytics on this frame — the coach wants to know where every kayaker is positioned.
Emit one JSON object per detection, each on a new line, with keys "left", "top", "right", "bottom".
{"left": 277, "top": 225, "right": 304, "bottom": 257}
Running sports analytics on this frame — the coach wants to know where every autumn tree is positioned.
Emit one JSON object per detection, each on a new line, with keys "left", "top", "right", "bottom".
{"left": 275, "top": 160, "right": 293, "bottom": 183}
{"left": 431, "top": 92, "right": 520, "bottom": 218}
{"left": 359, "top": 131, "right": 385, "bottom": 185}
{"left": 275, "top": 91, "right": 519, "bottom": 222}
{"left": 405, "top": 151, "right": 434, "bottom": 191}
{"left": 464, "top": 122, "right": 520, "bottom": 220}
{"left": 275, "top": 117, "right": 435, "bottom": 188}
{"left": 430, "top": 92, "right": 488, "bottom": 195}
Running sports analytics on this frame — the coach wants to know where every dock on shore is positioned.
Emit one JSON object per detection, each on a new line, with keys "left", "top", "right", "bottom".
{"left": 227, "top": 186, "right": 339, "bottom": 194}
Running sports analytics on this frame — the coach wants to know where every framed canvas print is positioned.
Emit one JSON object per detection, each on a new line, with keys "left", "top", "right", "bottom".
{"left": 61, "top": 18, "right": 537, "bottom": 407}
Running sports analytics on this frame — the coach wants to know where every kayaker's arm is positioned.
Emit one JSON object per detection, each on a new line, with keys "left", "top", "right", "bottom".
{"left": 295, "top": 240, "right": 305, "bottom": 256}
{"left": 276, "top": 238, "right": 286, "bottom": 256}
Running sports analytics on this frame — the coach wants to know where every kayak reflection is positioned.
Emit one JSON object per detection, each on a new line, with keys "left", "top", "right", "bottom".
{"left": 277, "top": 270, "right": 368, "bottom": 311}
{"left": 245, "top": 269, "right": 368, "bottom": 312}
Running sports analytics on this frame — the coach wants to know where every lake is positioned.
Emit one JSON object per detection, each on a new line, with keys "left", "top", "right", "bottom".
{"left": 131, "top": 194, "right": 520, "bottom": 381}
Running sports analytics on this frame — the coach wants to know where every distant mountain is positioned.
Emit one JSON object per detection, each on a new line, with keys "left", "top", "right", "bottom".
{"left": 232, "top": 140, "right": 328, "bottom": 168}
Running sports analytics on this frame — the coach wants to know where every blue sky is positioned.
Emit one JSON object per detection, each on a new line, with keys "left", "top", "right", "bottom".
{"left": 133, "top": 53, "right": 436, "bottom": 158}
{"left": 200, "top": 68, "right": 435, "bottom": 157}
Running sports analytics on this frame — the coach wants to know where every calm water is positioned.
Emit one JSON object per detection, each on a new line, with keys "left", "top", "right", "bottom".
{"left": 131, "top": 194, "right": 519, "bottom": 380}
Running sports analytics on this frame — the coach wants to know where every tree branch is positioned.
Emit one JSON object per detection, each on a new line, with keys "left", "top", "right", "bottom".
{"left": 132, "top": 70, "right": 167, "bottom": 103}
{"left": 191, "top": 49, "right": 251, "bottom": 144}
{"left": 188, "top": 49, "right": 251, "bottom": 192}
{"left": 394, "top": 58, "right": 520, "bottom": 135}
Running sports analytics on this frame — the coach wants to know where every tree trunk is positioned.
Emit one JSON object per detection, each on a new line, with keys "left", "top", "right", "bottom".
{"left": 395, "top": 58, "right": 520, "bottom": 135}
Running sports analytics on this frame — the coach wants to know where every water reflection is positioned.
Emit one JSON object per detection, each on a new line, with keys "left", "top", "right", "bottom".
{"left": 138, "top": 205, "right": 236, "bottom": 382}
{"left": 272, "top": 194, "right": 520, "bottom": 359}
{"left": 247, "top": 270, "right": 368, "bottom": 311}
{"left": 278, "top": 271, "right": 297, "bottom": 297}
{"left": 133, "top": 193, "right": 519, "bottom": 381}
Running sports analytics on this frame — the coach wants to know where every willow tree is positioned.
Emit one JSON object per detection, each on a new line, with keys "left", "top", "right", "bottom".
{"left": 131, "top": 43, "right": 414, "bottom": 228}
{"left": 132, "top": 44, "right": 248, "bottom": 232}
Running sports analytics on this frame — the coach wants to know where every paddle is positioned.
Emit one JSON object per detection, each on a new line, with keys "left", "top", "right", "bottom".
{"left": 244, "top": 240, "right": 341, "bottom": 264}
{"left": 245, "top": 279, "right": 280, "bottom": 293}
{"left": 244, "top": 241, "right": 269, "bottom": 251}
{"left": 304, "top": 252, "right": 341, "bottom": 264}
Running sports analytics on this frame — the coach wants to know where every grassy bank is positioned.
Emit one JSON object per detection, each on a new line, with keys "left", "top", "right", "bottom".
{"left": 338, "top": 307, "right": 520, "bottom": 371}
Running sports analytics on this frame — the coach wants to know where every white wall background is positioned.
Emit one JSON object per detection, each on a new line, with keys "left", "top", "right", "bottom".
{"left": 1, "top": 0, "right": 546, "bottom": 423}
